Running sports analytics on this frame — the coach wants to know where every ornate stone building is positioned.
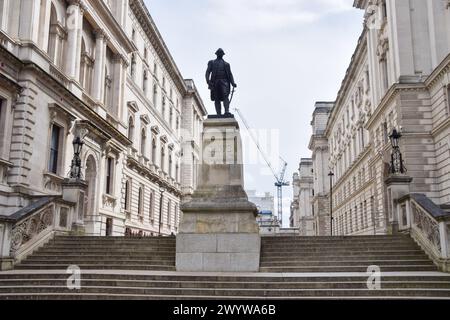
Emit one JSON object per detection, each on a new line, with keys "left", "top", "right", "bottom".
{"left": 290, "top": 158, "right": 314, "bottom": 236}
{"left": 309, "top": 102, "right": 333, "bottom": 236}
{"left": 0, "top": 0, "right": 206, "bottom": 239}
{"left": 305, "top": 0, "right": 450, "bottom": 237}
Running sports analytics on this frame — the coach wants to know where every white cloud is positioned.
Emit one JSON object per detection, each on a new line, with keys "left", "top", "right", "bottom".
{"left": 206, "top": 0, "right": 353, "bottom": 33}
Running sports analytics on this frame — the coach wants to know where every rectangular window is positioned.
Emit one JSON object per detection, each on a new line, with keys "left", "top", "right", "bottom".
{"left": 149, "top": 190, "right": 155, "bottom": 220}
{"left": 138, "top": 186, "right": 144, "bottom": 218}
{"left": 48, "top": 124, "right": 61, "bottom": 174}
{"left": 167, "top": 199, "right": 172, "bottom": 225}
{"left": 106, "top": 157, "right": 113, "bottom": 195}
{"left": 446, "top": 85, "right": 450, "bottom": 115}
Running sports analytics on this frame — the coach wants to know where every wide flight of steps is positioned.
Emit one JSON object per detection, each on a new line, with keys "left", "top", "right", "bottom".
{"left": 0, "top": 235, "right": 449, "bottom": 299}
{"left": 15, "top": 236, "right": 176, "bottom": 271}
{"left": 260, "top": 235, "right": 439, "bottom": 273}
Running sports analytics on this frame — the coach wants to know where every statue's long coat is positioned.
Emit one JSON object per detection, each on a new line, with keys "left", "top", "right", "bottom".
{"left": 206, "top": 59, "right": 235, "bottom": 102}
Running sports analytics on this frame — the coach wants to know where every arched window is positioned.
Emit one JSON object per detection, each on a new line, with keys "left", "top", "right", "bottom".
{"left": 168, "top": 153, "right": 173, "bottom": 178}
{"left": 124, "top": 179, "right": 131, "bottom": 211}
{"left": 152, "top": 84, "right": 158, "bottom": 108}
{"left": 167, "top": 199, "right": 171, "bottom": 225}
{"left": 130, "top": 53, "right": 136, "bottom": 78}
{"left": 160, "top": 146, "right": 166, "bottom": 172}
{"left": 138, "top": 186, "right": 143, "bottom": 218}
{"left": 161, "top": 96, "right": 166, "bottom": 118}
{"left": 169, "top": 107, "right": 173, "bottom": 128}
{"left": 151, "top": 138, "right": 157, "bottom": 164}
{"left": 149, "top": 190, "right": 154, "bottom": 220}
{"left": 104, "top": 66, "right": 112, "bottom": 108}
{"left": 140, "top": 128, "right": 147, "bottom": 157}
{"left": 128, "top": 117, "right": 134, "bottom": 141}
{"left": 47, "top": 3, "right": 59, "bottom": 65}
{"left": 143, "top": 70, "right": 148, "bottom": 95}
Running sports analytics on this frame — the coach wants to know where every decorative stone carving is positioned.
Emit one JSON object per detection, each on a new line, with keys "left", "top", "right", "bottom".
{"left": 412, "top": 203, "right": 441, "bottom": 252}
{"left": 102, "top": 194, "right": 117, "bottom": 209}
{"left": 10, "top": 207, "right": 55, "bottom": 254}
{"left": 43, "top": 173, "right": 64, "bottom": 193}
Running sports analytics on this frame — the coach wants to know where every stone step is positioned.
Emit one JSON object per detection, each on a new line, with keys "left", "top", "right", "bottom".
{"left": 259, "top": 265, "right": 438, "bottom": 272}
{"left": 14, "top": 264, "right": 176, "bottom": 271}
{"left": 42, "top": 244, "right": 176, "bottom": 249}
{"left": 20, "top": 259, "right": 175, "bottom": 265}
{"left": 1, "top": 279, "right": 450, "bottom": 289}
{"left": 28, "top": 254, "right": 175, "bottom": 260}
{"left": 49, "top": 240, "right": 176, "bottom": 245}
{"left": 262, "top": 235, "right": 411, "bottom": 240}
{"left": 260, "top": 259, "right": 435, "bottom": 267}
{"left": 36, "top": 247, "right": 175, "bottom": 254}
{"left": 33, "top": 250, "right": 176, "bottom": 257}
{"left": 0, "top": 286, "right": 448, "bottom": 298}
{"left": 261, "top": 253, "right": 429, "bottom": 262}
{"left": 261, "top": 237, "right": 415, "bottom": 245}
{"left": 261, "top": 247, "right": 422, "bottom": 254}
{"left": 262, "top": 243, "right": 418, "bottom": 249}
{"left": 261, "top": 250, "right": 426, "bottom": 260}
{"left": 55, "top": 236, "right": 176, "bottom": 240}
{"left": 1, "top": 272, "right": 449, "bottom": 282}
{"left": 2, "top": 293, "right": 449, "bottom": 300}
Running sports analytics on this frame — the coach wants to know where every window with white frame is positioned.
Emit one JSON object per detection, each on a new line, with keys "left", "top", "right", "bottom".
{"left": 105, "top": 157, "right": 114, "bottom": 195}
{"left": 48, "top": 123, "right": 62, "bottom": 175}
{"left": 124, "top": 179, "right": 131, "bottom": 212}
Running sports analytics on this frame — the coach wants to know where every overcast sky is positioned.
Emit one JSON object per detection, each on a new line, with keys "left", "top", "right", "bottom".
{"left": 145, "top": 0, "right": 364, "bottom": 226}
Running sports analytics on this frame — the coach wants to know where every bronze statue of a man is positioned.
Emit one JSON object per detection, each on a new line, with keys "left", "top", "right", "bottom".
{"left": 205, "top": 48, "right": 237, "bottom": 116}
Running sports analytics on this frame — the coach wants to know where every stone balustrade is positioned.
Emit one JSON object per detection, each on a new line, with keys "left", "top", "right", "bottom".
{"left": 396, "top": 193, "right": 450, "bottom": 272}
{"left": 0, "top": 196, "right": 76, "bottom": 270}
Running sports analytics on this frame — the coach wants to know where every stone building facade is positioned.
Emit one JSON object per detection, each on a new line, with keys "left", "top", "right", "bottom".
{"left": 0, "top": 0, "right": 206, "bottom": 237}
{"left": 305, "top": 0, "right": 450, "bottom": 236}
{"left": 309, "top": 102, "right": 333, "bottom": 236}
{"left": 290, "top": 158, "right": 314, "bottom": 236}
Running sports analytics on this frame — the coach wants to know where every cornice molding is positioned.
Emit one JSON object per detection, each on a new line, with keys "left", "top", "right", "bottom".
{"left": 364, "top": 82, "right": 426, "bottom": 130}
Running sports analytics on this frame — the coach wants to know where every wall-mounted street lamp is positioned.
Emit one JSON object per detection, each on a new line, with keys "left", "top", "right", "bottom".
{"left": 328, "top": 171, "right": 334, "bottom": 236}
{"left": 69, "top": 136, "right": 84, "bottom": 180}
{"left": 389, "top": 128, "right": 406, "bottom": 174}
{"left": 158, "top": 186, "right": 166, "bottom": 236}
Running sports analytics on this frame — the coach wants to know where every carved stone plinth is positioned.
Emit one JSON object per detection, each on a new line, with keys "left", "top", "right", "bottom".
{"left": 385, "top": 175, "right": 413, "bottom": 234}
{"left": 177, "top": 117, "right": 260, "bottom": 272}
{"left": 62, "top": 178, "right": 88, "bottom": 235}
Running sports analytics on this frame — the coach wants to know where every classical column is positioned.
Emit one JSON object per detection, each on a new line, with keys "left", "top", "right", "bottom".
{"left": 0, "top": 0, "right": 10, "bottom": 32}
{"left": 18, "top": 0, "right": 41, "bottom": 42}
{"left": 92, "top": 29, "right": 108, "bottom": 102}
{"left": 64, "top": 0, "right": 85, "bottom": 79}
{"left": 112, "top": 53, "right": 128, "bottom": 119}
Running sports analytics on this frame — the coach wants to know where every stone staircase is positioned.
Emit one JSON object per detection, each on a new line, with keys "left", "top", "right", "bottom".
{"left": 15, "top": 236, "right": 176, "bottom": 271}
{"left": 0, "top": 235, "right": 449, "bottom": 299}
{"left": 260, "top": 235, "right": 438, "bottom": 273}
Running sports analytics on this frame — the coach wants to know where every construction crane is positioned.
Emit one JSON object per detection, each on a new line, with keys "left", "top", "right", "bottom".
{"left": 234, "top": 108, "right": 290, "bottom": 225}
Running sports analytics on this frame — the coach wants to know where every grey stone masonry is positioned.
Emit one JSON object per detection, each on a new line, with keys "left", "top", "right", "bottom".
{"left": 177, "top": 117, "right": 261, "bottom": 272}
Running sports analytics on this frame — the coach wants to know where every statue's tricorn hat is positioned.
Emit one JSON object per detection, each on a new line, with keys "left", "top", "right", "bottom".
{"left": 215, "top": 48, "right": 225, "bottom": 56}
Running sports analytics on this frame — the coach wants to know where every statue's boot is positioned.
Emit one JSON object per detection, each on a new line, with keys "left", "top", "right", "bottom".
{"left": 215, "top": 101, "right": 222, "bottom": 115}
{"left": 224, "top": 99, "right": 231, "bottom": 116}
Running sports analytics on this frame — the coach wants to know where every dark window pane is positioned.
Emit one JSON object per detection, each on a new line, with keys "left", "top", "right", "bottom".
{"left": 48, "top": 125, "right": 60, "bottom": 174}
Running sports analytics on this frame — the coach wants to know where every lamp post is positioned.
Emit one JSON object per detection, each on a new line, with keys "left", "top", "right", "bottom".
{"left": 389, "top": 128, "right": 406, "bottom": 174}
{"left": 69, "top": 136, "right": 84, "bottom": 180}
{"left": 328, "top": 171, "right": 334, "bottom": 236}
{"left": 158, "top": 186, "right": 166, "bottom": 236}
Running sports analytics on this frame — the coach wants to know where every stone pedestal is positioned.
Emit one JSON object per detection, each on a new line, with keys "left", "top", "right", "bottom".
{"left": 385, "top": 175, "right": 413, "bottom": 234}
{"left": 62, "top": 179, "right": 88, "bottom": 235}
{"left": 177, "top": 117, "right": 260, "bottom": 272}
